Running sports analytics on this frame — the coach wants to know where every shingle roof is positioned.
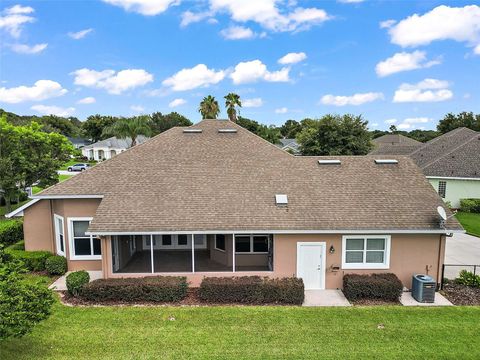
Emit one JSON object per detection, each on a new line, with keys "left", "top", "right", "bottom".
{"left": 409, "top": 127, "right": 480, "bottom": 178}
{"left": 38, "top": 120, "right": 461, "bottom": 233}
{"left": 370, "top": 134, "right": 422, "bottom": 155}
{"left": 82, "top": 135, "right": 149, "bottom": 149}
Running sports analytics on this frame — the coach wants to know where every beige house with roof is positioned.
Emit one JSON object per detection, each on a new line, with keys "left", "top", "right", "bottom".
{"left": 8, "top": 120, "right": 463, "bottom": 290}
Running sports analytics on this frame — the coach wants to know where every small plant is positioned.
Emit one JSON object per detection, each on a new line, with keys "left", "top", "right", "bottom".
{"left": 45, "top": 255, "right": 68, "bottom": 275}
{"left": 66, "top": 270, "right": 90, "bottom": 296}
{"left": 456, "top": 270, "right": 480, "bottom": 288}
{"left": 460, "top": 199, "right": 480, "bottom": 213}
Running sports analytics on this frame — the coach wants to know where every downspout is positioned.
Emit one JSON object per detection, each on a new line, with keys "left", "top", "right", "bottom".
{"left": 49, "top": 199, "right": 55, "bottom": 253}
{"left": 436, "top": 234, "right": 445, "bottom": 286}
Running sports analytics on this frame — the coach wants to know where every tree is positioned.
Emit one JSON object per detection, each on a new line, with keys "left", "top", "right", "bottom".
{"left": 296, "top": 114, "right": 373, "bottom": 156}
{"left": 198, "top": 95, "right": 220, "bottom": 119}
{"left": 0, "top": 117, "right": 73, "bottom": 211}
{"left": 237, "top": 117, "right": 281, "bottom": 144}
{"left": 82, "top": 115, "right": 118, "bottom": 142}
{"left": 102, "top": 116, "right": 152, "bottom": 147}
{"left": 224, "top": 93, "right": 241, "bottom": 122}
{"left": 280, "top": 119, "right": 302, "bottom": 139}
{"left": 150, "top": 112, "right": 192, "bottom": 135}
{"left": 407, "top": 129, "right": 439, "bottom": 143}
{"left": 437, "top": 112, "right": 480, "bottom": 134}
{"left": 389, "top": 125, "right": 398, "bottom": 133}
{"left": 0, "top": 247, "right": 54, "bottom": 340}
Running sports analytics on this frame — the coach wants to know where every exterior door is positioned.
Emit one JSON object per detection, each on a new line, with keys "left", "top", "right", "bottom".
{"left": 296, "top": 242, "right": 326, "bottom": 290}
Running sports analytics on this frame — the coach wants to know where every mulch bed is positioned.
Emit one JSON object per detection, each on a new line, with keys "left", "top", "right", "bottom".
{"left": 441, "top": 283, "right": 480, "bottom": 305}
{"left": 350, "top": 299, "right": 400, "bottom": 306}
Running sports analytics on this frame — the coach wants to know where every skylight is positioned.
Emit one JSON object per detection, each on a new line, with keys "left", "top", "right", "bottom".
{"left": 183, "top": 129, "right": 202, "bottom": 133}
{"left": 318, "top": 160, "right": 341, "bottom": 165}
{"left": 374, "top": 159, "right": 398, "bottom": 164}
{"left": 218, "top": 129, "right": 237, "bottom": 133}
{"left": 275, "top": 194, "right": 288, "bottom": 206}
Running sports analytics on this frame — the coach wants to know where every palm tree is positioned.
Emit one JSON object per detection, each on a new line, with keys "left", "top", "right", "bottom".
{"left": 198, "top": 95, "right": 220, "bottom": 119}
{"left": 224, "top": 93, "right": 241, "bottom": 122}
{"left": 102, "top": 115, "right": 152, "bottom": 147}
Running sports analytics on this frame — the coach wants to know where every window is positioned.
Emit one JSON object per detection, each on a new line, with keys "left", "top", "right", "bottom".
{"left": 178, "top": 234, "right": 188, "bottom": 246}
{"left": 215, "top": 234, "right": 226, "bottom": 251}
{"left": 235, "top": 235, "right": 270, "bottom": 253}
{"left": 162, "top": 235, "right": 172, "bottom": 246}
{"left": 342, "top": 235, "right": 390, "bottom": 269}
{"left": 438, "top": 181, "right": 447, "bottom": 198}
{"left": 68, "top": 218, "right": 101, "bottom": 260}
{"left": 54, "top": 214, "right": 65, "bottom": 256}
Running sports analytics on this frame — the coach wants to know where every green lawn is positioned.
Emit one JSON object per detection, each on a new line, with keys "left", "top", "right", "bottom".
{"left": 456, "top": 212, "right": 480, "bottom": 237}
{"left": 1, "top": 301, "right": 480, "bottom": 359}
{"left": 32, "top": 174, "right": 74, "bottom": 195}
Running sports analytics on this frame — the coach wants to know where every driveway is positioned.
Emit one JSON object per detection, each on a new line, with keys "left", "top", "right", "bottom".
{"left": 444, "top": 233, "right": 480, "bottom": 279}
{"left": 57, "top": 170, "right": 79, "bottom": 176}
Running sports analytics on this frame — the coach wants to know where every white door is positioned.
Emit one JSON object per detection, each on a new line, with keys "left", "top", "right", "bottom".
{"left": 297, "top": 242, "right": 326, "bottom": 290}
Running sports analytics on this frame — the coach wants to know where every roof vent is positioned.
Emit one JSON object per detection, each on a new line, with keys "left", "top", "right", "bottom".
{"left": 374, "top": 159, "right": 398, "bottom": 164}
{"left": 318, "top": 160, "right": 341, "bottom": 165}
{"left": 218, "top": 129, "right": 237, "bottom": 133}
{"left": 275, "top": 194, "right": 288, "bottom": 206}
{"left": 183, "top": 129, "right": 202, "bottom": 133}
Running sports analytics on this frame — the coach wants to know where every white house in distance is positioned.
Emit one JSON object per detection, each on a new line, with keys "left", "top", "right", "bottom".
{"left": 82, "top": 136, "right": 149, "bottom": 161}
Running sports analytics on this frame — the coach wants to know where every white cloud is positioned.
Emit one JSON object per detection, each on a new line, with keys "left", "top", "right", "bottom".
{"left": 68, "top": 28, "right": 93, "bottom": 39}
{"left": 0, "top": 80, "right": 67, "bottom": 104}
{"left": 230, "top": 60, "right": 290, "bottom": 84}
{"left": 10, "top": 43, "right": 47, "bottom": 54}
{"left": 130, "top": 105, "right": 145, "bottom": 112}
{"left": 475, "top": 44, "right": 480, "bottom": 55}
{"left": 243, "top": 98, "right": 263, "bottom": 108}
{"left": 0, "top": 4, "right": 35, "bottom": 38}
{"left": 168, "top": 98, "right": 186, "bottom": 107}
{"left": 180, "top": 10, "right": 214, "bottom": 27}
{"left": 77, "top": 97, "right": 96, "bottom": 104}
{"left": 31, "top": 105, "right": 75, "bottom": 117}
{"left": 162, "top": 64, "right": 225, "bottom": 91}
{"left": 102, "top": 0, "right": 180, "bottom": 16}
{"left": 275, "top": 107, "right": 288, "bottom": 114}
{"left": 385, "top": 119, "right": 397, "bottom": 125}
{"left": 278, "top": 52, "right": 307, "bottom": 65}
{"left": 321, "top": 92, "right": 384, "bottom": 106}
{"left": 370, "top": 123, "right": 379, "bottom": 128}
{"left": 72, "top": 68, "right": 153, "bottom": 94}
{"left": 397, "top": 117, "right": 431, "bottom": 130}
{"left": 379, "top": 19, "right": 396, "bottom": 29}
{"left": 393, "top": 78, "right": 453, "bottom": 103}
{"left": 220, "top": 25, "right": 255, "bottom": 39}
{"left": 388, "top": 5, "right": 480, "bottom": 50}
{"left": 375, "top": 50, "right": 440, "bottom": 77}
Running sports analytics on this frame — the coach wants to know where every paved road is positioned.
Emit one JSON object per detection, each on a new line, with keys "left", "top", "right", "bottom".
{"left": 444, "top": 233, "right": 480, "bottom": 279}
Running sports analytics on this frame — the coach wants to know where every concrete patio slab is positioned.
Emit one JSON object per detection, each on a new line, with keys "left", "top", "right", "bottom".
{"left": 49, "top": 271, "right": 103, "bottom": 291}
{"left": 303, "top": 290, "right": 351, "bottom": 307}
{"left": 400, "top": 292, "right": 453, "bottom": 306}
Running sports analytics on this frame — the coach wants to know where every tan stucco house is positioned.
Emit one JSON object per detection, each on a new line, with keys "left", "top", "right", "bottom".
{"left": 8, "top": 120, "right": 463, "bottom": 290}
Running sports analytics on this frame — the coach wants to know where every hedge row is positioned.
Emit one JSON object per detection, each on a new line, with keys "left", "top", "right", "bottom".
{"left": 460, "top": 199, "right": 480, "bottom": 213}
{"left": 79, "top": 276, "right": 188, "bottom": 302}
{"left": 0, "top": 220, "right": 23, "bottom": 247}
{"left": 343, "top": 273, "right": 403, "bottom": 302}
{"left": 5, "top": 249, "right": 52, "bottom": 272}
{"left": 199, "top": 276, "right": 304, "bottom": 305}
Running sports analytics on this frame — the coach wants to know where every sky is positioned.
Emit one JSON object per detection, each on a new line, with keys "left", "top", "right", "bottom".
{"left": 0, "top": 0, "right": 479, "bottom": 131}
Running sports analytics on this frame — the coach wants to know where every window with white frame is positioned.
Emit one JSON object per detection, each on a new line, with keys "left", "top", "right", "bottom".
{"left": 54, "top": 214, "right": 65, "bottom": 256}
{"left": 69, "top": 218, "right": 101, "bottom": 260}
{"left": 215, "top": 234, "right": 226, "bottom": 251}
{"left": 235, "top": 235, "right": 269, "bottom": 254}
{"left": 438, "top": 181, "right": 447, "bottom": 198}
{"left": 342, "top": 235, "right": 390, "bottom": 269}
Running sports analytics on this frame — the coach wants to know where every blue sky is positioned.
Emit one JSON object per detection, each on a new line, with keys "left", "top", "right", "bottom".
{"left": 0, "top": 0, "right": 479, "bottom": 130}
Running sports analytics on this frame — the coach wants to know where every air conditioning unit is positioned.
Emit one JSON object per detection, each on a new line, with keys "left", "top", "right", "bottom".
{"left": 411, "top": 274, "right": 436, "bottom": 303}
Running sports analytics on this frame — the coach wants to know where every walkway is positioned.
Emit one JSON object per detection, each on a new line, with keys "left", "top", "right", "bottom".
{"left": 49, "top": 271, "right": 103, "bottom": 291}
{"left": 303, "top": 290, "right": 351, "bottom": 307}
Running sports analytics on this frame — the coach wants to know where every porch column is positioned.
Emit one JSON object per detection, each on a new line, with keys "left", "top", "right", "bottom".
{"left": 232, "top": 233, "right": 235, "bottom": 272}
{"left": 150, "top": 235, "right": 154, "bottom": 273}
{"left": 191, "top": 234, "right": 195, "bottom": 273}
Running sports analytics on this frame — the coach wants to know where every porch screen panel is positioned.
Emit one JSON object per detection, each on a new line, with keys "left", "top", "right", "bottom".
{"left": 152, "top": 234, "right": 192, "bottom": 273}
{"left": 112, "top": 235, "right": 150, "bottom": 273}
{"left": 195, "top": 234, "right": 233, "bottom": 272}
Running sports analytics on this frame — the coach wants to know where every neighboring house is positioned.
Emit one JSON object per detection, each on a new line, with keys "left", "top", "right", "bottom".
{"left": 7, "top": 120, "right": 462, "bottom": 290}
{"left": 277, "top": 138, "right": 300, "bottom": 155}
{"left": 409, "top": 127, "right": 480, "bottom": 208}
{"left": 369, "top": 134, "right": 422, "bottom": 155}
{"left": 67, "top": 137, "right": 91, "bottom": 149}
{"left": 81, "top": 136, "right": 148, "bottom": 161}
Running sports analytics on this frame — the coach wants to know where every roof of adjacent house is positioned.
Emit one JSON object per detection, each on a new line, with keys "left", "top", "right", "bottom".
{"left": 276, "top": 138, "right": 300, "bottom": 153}
{"left": 369, "top": 134, "right": 422, "bottom": 155}
{"left": 35, "top": 120, "right": 461, "bottom": 233}
{"left": 82, "top": 135, "right": 149, "bottom": 150}
{"left": 409, "top": 127, "right": 480, "bottom": 178}
{"left": 67, "top": 137, "right": 90, "bottom": 145}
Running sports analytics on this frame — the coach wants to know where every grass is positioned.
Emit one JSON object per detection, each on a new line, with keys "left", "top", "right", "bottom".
{"left": 1, "top": 300, "right": 480, "bottom": 359}
{"left": 32, "top": 174, "right": 74, "bottom": 195}
{"left": 59, "top": 159, "right": 96, "bottom": 171}
{"left": 456, "top": 212, "right": 480, "bottom": 237}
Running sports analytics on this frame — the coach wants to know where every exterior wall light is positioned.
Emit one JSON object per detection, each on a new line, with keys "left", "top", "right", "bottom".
{"left": 329, "top": 245, "right": 335, "bottom": 254}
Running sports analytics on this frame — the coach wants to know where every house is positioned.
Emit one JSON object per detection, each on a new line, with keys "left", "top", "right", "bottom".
{"left": 81, "top": 136, "right": 149, "bottom": 161}
{"left": 7, "top": 120, "right": 462, "bottom": 290}
{"left": 67, "top": 137, "right": 91, "bottom": 149}
{"left": 369, "top": 134, "right": 422, "bottom": 155}
{"left": 276, "top": 138, "right": 300, "bottom": 155}
{"left": 408, "top": 127, "right": 480, "bottom": 208}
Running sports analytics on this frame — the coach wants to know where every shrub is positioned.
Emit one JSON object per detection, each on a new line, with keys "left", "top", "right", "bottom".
{"left": 343, "top": 273, "right": 403, "bottom": 302}
{"left": 66, "top": 270, "right": 90, "bottom": 296}
{"left": 79, "top": 276, "right": 188, "bottom": 302}
{"left": 455, "top": 270, "right": 480, "bottom": 288}
{"left": 460, "top": 199, "right": 480, "bottom": 213}
{"left": 45, "top": 255, "right": 67, "bottom": 275}
{"left": 0, "top": 220, "right": 23, "bottom": 247}
{"left": 6, "top": 240, "right": 25, "bottom": 251}
{"left": 199, "top": 276, "right": 304, "bottom": 305}
{"left": 5, "top": 249, "right": 52, "bottom": 271}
